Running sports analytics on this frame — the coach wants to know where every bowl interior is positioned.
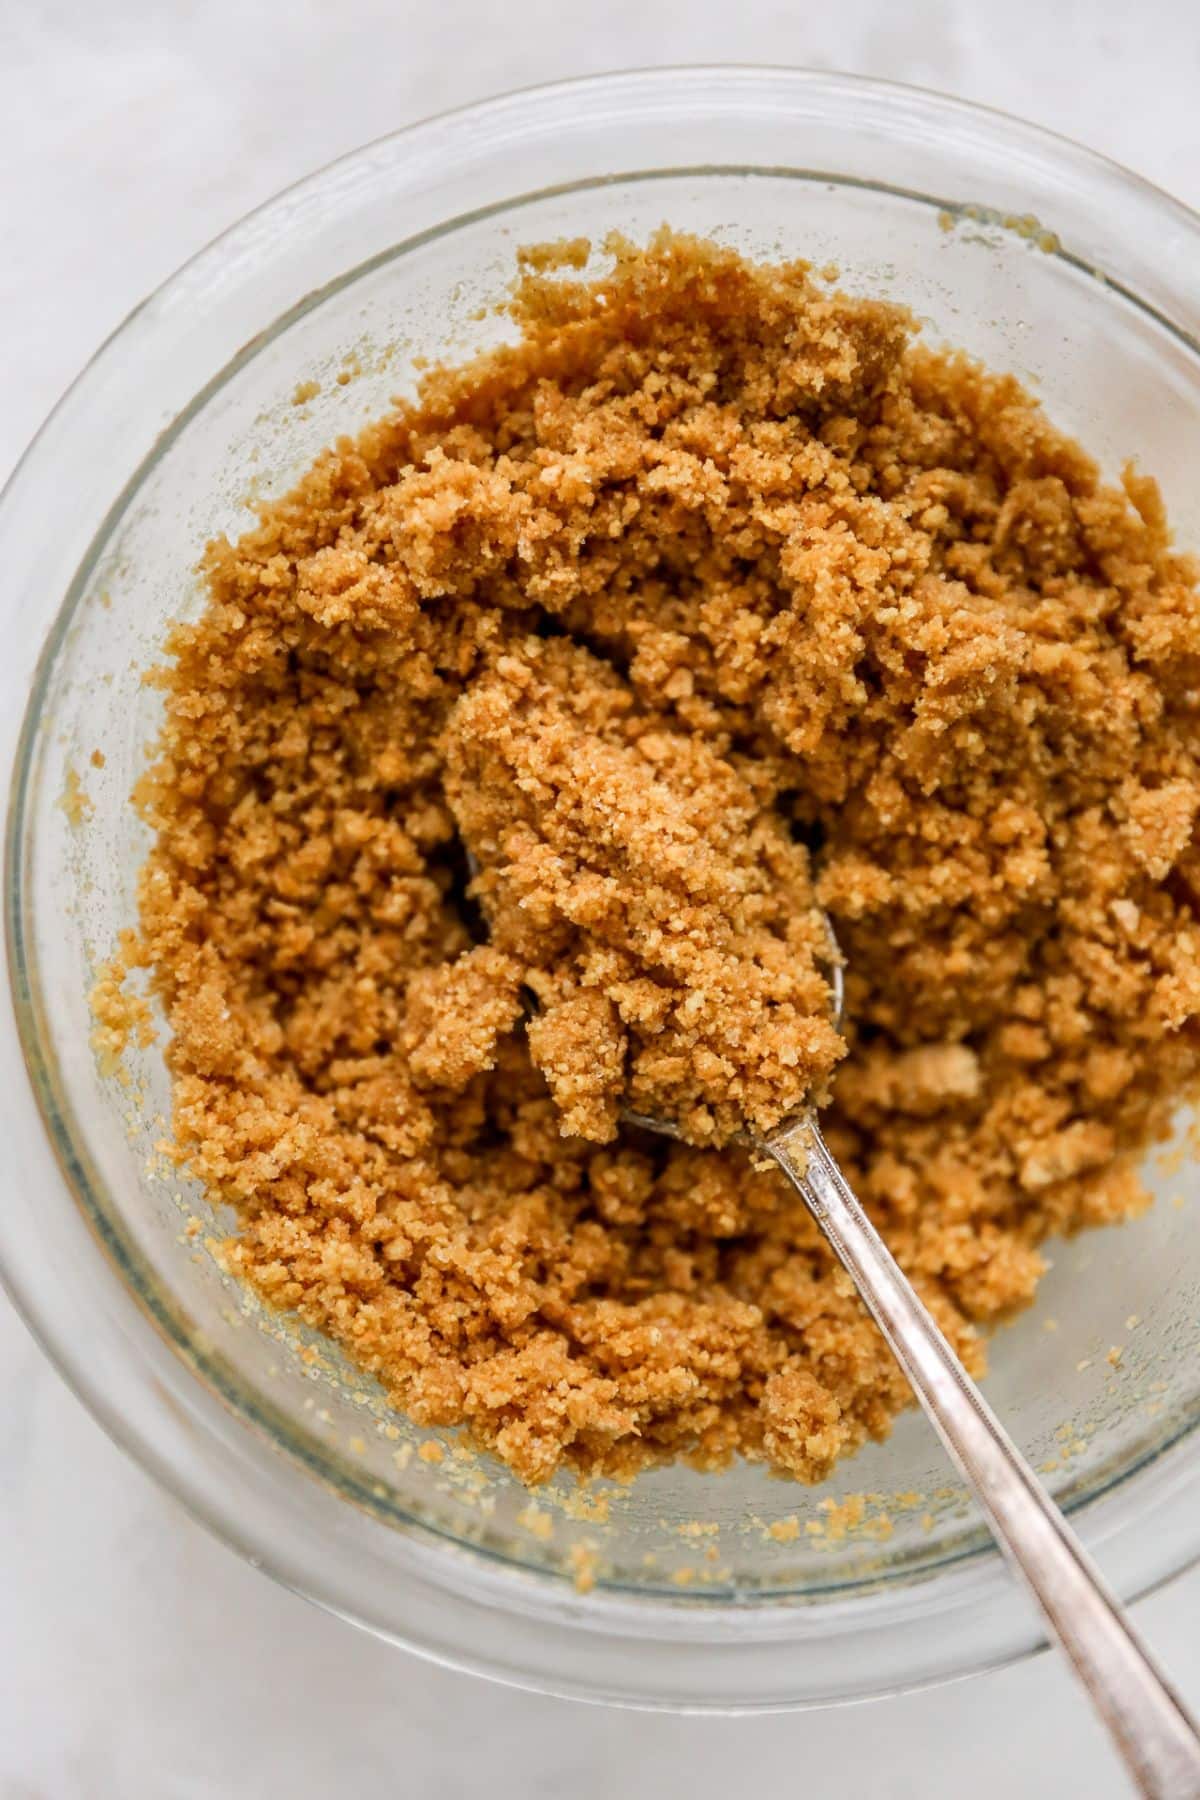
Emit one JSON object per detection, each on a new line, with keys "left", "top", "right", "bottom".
{"left": 14, "top": 163, "right": 1200, "bottom": 1610}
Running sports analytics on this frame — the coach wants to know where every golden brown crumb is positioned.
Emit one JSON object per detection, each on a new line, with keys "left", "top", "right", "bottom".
{"left": 516, "top": 1503, "right": 554, "bottom": 1541}
{"left": 443, "top": 642, "right": 840, "bottom": 1141}
{"left": 60, "top": 764, "right": 92, "bottom": 825}
{"left": 557, "top": 1487, "right": 610, "bottom": 1523}
{"left": 569, "top": 1543, "right": 598, "bottom": 1593}
{"left": 112, "top": 232, "right": 1200, "bottom": 1490}
{"left": 818, "top": 1494, "right": 868, "bottom": 1541}
{"left": 516, "top": 237, "right": 592, "bottom": 273}
{"left": 90, "top": 936, "right": 155, "bottom": 1075}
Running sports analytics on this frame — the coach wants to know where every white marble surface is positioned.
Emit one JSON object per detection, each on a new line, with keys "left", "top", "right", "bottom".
{"left": 3, "top": 2, "right": 1200, "bottom": 1794}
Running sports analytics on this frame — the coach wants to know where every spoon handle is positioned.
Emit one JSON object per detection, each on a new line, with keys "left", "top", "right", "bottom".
{"left": 765, "top": 1117, "right": 1200, "bottom": 1800}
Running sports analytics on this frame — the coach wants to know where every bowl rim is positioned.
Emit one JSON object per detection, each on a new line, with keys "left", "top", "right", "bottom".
{"left": 4, "top": 62, "right": 1200, "bottom": 1710}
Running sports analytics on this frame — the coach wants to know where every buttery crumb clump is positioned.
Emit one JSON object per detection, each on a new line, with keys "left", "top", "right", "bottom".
{"left": 441, "top": 640, "right": 841, "bottom": 1141}
{"left": 117, "top": 232, "right": 1200, "bottom": 1488}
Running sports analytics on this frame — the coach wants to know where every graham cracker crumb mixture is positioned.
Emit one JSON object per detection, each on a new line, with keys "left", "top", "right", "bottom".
{"left": 441, "top": 639, "right": 840, "bottom": 1141}
{"left": 117, "top": 232, "right": 1200, "bottom": 1488}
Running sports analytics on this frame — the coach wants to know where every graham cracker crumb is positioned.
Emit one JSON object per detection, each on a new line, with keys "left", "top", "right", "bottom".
{"left": 569, "top": 1543, "right": 598, "bottom": 1594}
{"left": 103, "top": 231, "right": 1200, "bottom": 1495}
{"left": 516, "top": 1503, "right": 554, "bottom": 1542}
{"left": 60, "top": 765, "right": 92, "bottom": 825}
{"left": 818, "top": 1494, "right": 867, "bottom": 1541}
{"left": 557, "top": 1488, "right": 611, "bottom": 1524}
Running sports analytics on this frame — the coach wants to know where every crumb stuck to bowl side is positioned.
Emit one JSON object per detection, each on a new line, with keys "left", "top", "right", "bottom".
{"left": 100, "top": 230, "right": 1200, "bottom": 1490}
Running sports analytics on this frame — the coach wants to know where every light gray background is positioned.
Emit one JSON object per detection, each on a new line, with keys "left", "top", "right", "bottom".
{"left": 3, "top": 2, "right": 1200, "bottom": 1794}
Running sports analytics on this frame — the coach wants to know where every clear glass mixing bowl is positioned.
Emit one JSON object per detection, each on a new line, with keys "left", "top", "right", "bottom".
{"left": 3, "top": 67, "right": 1200, "bottom": 1711}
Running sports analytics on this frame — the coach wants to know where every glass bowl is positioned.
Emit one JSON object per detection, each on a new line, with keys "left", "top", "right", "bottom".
{"left": 3, "top": 67, "right": 1200, "bottom": 1712}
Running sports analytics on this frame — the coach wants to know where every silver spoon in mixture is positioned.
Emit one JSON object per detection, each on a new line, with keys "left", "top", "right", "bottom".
{"left": 623, "top": 935, "right": 1200, "bottom": 1799}
{"left": 464, "top": 834, "right": 1199, "bottom": 1792}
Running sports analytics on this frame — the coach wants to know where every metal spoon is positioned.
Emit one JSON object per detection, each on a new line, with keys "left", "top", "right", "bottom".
{"left": 465, "top": 838, "right": 1199, "bottom": 1789}
{"left": 626, "top": 934, "right": 1200, "bottom": 1798}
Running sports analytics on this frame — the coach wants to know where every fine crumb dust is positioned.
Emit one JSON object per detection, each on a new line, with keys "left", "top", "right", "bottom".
{"left": 515, "top": 1503, "right": 554, "bottom": 1542}
{"left": 60, "top": 764, "right": 93, "bottom": 825}
{"left": 106, "top": 231, "right": 1200, "bottom": 1490}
